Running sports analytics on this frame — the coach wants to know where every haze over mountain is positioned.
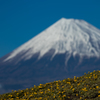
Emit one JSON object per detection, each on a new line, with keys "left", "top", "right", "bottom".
{"left": 0, "top": 18, "right": 100, "bottom": 94}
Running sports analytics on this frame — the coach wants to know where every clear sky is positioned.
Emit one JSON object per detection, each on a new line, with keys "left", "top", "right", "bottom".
{"left": 0, "top": 0, "right": 100, "bottom": 58}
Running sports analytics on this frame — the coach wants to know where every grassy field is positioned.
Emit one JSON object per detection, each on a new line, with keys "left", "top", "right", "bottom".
{"left": 0, "top": 70, "right": 100, "bottom": 100}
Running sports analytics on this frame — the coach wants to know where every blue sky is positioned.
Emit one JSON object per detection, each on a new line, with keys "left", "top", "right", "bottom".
{"left": 0, "top": 0, "right": 100, "bottom": 58}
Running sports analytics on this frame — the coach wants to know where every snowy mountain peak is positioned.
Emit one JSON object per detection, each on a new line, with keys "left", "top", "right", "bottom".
{"left": 54, "top": 17, "right": 75, "bottom": 25}
{"left": 58, "top": 17, "right": 74, "bottom": 21}
{"left": 4, "top": 18, "right": 100, "bottom": 62}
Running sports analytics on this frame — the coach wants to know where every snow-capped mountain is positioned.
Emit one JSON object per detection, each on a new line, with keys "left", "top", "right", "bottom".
{"left": 4, "top": 18, "right": 100, "bottom": 62}
{"left": 0, "top": 18, "right": 100, "bottom": 94}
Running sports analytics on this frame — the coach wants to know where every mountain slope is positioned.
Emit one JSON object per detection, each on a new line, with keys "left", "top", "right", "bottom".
{"left": 1, "top": 70, "right": 100, "bottom": 100}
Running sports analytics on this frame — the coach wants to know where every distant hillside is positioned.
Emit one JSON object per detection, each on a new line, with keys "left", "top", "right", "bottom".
{"left": 0, "top": 70, "right": 100, "bottom": 100}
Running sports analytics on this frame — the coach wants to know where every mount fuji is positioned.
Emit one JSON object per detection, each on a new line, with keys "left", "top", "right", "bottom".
{"left": 0, "top": 18, "right": 100, "bottom": 94}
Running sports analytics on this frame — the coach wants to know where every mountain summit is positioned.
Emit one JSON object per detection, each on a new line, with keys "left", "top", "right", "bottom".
{"left": 4, "top": 18, "right": 100, "bottom": 62}
{"left": 0, "top": 18, "right": 100, "bottom": 94}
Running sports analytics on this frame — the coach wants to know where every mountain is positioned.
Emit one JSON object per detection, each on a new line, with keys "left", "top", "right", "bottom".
{"left": 0, "top": 18, "right": 100, "bottom": 94}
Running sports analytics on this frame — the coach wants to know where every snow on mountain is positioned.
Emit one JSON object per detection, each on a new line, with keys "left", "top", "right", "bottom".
{"left": 4, "top": 18, "right": 100, "bottom": 62}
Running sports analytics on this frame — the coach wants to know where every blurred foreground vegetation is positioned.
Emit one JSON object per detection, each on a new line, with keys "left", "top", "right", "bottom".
{"left": 1, "top": 70, "right": 100, "bottom": 100}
